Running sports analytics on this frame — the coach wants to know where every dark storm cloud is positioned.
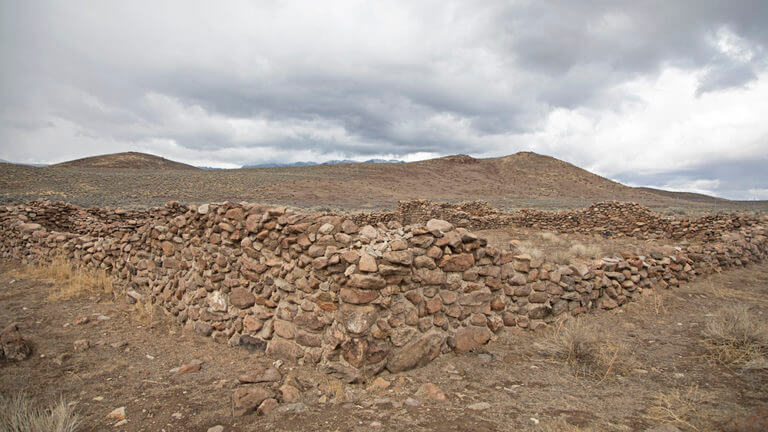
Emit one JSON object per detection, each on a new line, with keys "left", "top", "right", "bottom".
{"left": 615, "top": 156, "right": 768, "bottom": 200}
{"left": 0, "top": 0, "right": 767, "bottom": 197}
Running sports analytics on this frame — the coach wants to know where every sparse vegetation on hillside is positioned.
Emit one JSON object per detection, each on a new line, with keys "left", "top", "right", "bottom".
{"left": 4, "top": 151, "right": 761, "bottom": 212}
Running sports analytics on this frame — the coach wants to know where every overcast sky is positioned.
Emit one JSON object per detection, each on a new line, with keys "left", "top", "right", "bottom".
{"left": 1, "top": 1, "right": 767, "bottom": 199}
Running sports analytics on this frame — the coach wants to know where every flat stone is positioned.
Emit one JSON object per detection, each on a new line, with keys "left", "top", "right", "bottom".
{"left": 349, "top": 273, "right": 386, "bottom": 290}
{"left": 238, "top": 366, "right": 282, "bottom": 383}
{"left": 426, "top": 219, "right": 454, "bottom": 233}
{"left": 340, "top": 288, "right": 380, "bottom": 304}
{"left": 439, "top": 253, "right": 475, "bottom": 272}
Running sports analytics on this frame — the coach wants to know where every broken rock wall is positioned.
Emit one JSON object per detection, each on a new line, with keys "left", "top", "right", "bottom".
{"left": 1, "top": 200, "right": 766, "bottom": 380}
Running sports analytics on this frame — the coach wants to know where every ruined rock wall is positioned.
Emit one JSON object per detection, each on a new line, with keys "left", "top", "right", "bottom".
{"left": 1, "top": 200, "right": 766, "bottom": 380}
{"left": 355, "top": 200, "right": 761, "bottom": 241}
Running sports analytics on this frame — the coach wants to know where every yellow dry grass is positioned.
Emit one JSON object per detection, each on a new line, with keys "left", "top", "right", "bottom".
{"left": 538, "top": 318, "right": 638, "bottom": 379}
{"left": 0, "top": 392, "right": 79, "bottom": 432}
{"left": 7, "top": 254, "right": 113, "bottom": 300}
{"left": 702, "top": 305, "right": 768, "bottom": 366}
{"left": 644, "top": 386, "right": 706, "bottom": 432}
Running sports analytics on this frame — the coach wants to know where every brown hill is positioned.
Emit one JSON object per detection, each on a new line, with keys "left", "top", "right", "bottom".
{"left": 52, "top": 152, "right": 198, "bottom": 170}
{"left": 1, "top": 150, "right": 751, "bottom": 212}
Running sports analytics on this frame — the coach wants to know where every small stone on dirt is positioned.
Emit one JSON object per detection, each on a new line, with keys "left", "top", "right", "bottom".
{"left": 107, "top": 407, "right": 126, "bottom": 420}
{"left": 175, "top": 359, "right": 203, "bottom": 374}
{"left": 404, "top": 398, "right": 421, "bottom": 407}
{"left": 468, "top": 402, "right": 490, "bottom": 411}
{"left": 416, "top": 383, "right": 447, "bottom": 401}
{"left": 207, "top": 426, "right": 225, "bottom": 432}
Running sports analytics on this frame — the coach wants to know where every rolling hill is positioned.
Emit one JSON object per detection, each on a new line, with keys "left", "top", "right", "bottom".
{"left": 52, "top": 152, "right": 198, "bottom": 170}
{"left": 2, "top": 150, "right": 756, "bottom": 212}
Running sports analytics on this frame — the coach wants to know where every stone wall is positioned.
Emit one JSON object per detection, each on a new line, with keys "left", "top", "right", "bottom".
{"left": 1, "top": 200, "right": 766, "bottom": 381}
{"left": 354, "top": 200, "right": 761, "bottom": 241}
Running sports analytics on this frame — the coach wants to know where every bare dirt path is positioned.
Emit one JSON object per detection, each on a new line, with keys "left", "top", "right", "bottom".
{"left": 1, "top": 261, "right": 767, "bottom": 431}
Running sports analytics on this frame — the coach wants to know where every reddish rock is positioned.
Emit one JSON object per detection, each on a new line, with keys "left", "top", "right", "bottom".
{"left": 358, "top": 253, "right": 378, "bottom": 272}
{"left": 279, "top": 384, "right": 301, "bottom": 403}
{"left": 229, "top": 288, "right": 256, "bottom": 309}
{"left": 454, "top": 327, "right": 492, "bottom": 353}
{"left": 257, "top": 398, "right": 278, "bottom": 416}
{"left": 439, "top": 253, "right": 475, "bottom": 272}
{"left": 415, "top": 268, "right": 446, "bottom": 285}
{"left": 266, "top": 339, "right": 304, "bottom": 360}
{"left": 176, "top": 360, "right": 203, "bottom": 374}
{"left": 383, "top": 250, "right": 413, "bottom": 266}
{"left": 349, "top": 273, "right": 386, "bottom": 290}
{"left": 243, "top": 315, "right": 263, "bottom": 333}
{"left": 233, "top": 387, "right": 273, "bottom": 416}
{"left": 238, "top": 366, "right": 282, "bottom": 383}
{"left": 387, "top": 331, "right": 445, "bottom": 373}
{"left": 340, "top": 288, "right": 379, "bottom": 304}
{"left": 1, "top": 324, "right": 32, "bottom": 361}
{"left": 417, "top": 383, "right": 447, "bottom": 401}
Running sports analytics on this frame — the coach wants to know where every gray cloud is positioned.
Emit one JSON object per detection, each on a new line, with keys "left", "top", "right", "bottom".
{"left": 1, "top": 0, "right": 767, "bottom": 197}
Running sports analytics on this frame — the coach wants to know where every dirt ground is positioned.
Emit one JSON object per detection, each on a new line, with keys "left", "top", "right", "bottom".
{"left": 1, "top": 259, "right": 767, "bottom": 432}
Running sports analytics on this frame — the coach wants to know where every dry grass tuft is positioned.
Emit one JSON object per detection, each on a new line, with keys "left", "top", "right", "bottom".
{"left": 702, "top": 305, "right": 768, "bottom": 365}
{"left": 539, "top": 319, "right": 637, "bottom": 379}
{"left": 644, "top": 386, "right": 704, "bottom": 431}
{"left": 514, "top": 240, "right": 545, "bottom": 260}
{"left": 0, "top": 392, "right": 79, "bottom": 432}
{"left": 131, "top": 299, "right": 160, "bottom": 327}
{"left": 8, "top": 255, "right": 113, "bottom": 301}
{"left": 550, "top": 243, "right": 607, "bottom": 265}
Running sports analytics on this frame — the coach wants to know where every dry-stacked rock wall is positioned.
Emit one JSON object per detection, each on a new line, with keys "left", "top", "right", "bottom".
{"left": 1, "top": 200, "right": 766, "bottom": 380}
{"left": 354, "top": 200, "right": 761, "bottom": 241}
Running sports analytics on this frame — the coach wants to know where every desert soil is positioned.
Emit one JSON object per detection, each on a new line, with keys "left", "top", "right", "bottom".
{"left": 1, "top": 260, "right": 766, "bottom": 432}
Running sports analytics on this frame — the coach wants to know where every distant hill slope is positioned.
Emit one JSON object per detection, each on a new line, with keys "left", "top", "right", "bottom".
{"left": 1, "top": 150, "right": 744, "bottom": 210}
{"left": 52, "top": 152, "right": 198, "bottom": 170}
{"left": 635, "top": 187, "right": 726, "bottom": 203}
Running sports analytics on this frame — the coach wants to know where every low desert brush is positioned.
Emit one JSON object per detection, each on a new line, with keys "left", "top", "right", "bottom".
{"left": 550, "top": 243, "right": 606, "bottom": 265}
{"left": 538, "top": 319, "right": 637, "bottom": 379}
{"left": 8, "top": 254, "right": 113, "bottom": 300}
{"left": 0, "top": 392, "right": 79, "bottom": 432}
{"left": 644, "top": 386, "right": 704, "bottom": 432}
{"left": 702, "top": 305, "right": 768, "bottom": 366}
